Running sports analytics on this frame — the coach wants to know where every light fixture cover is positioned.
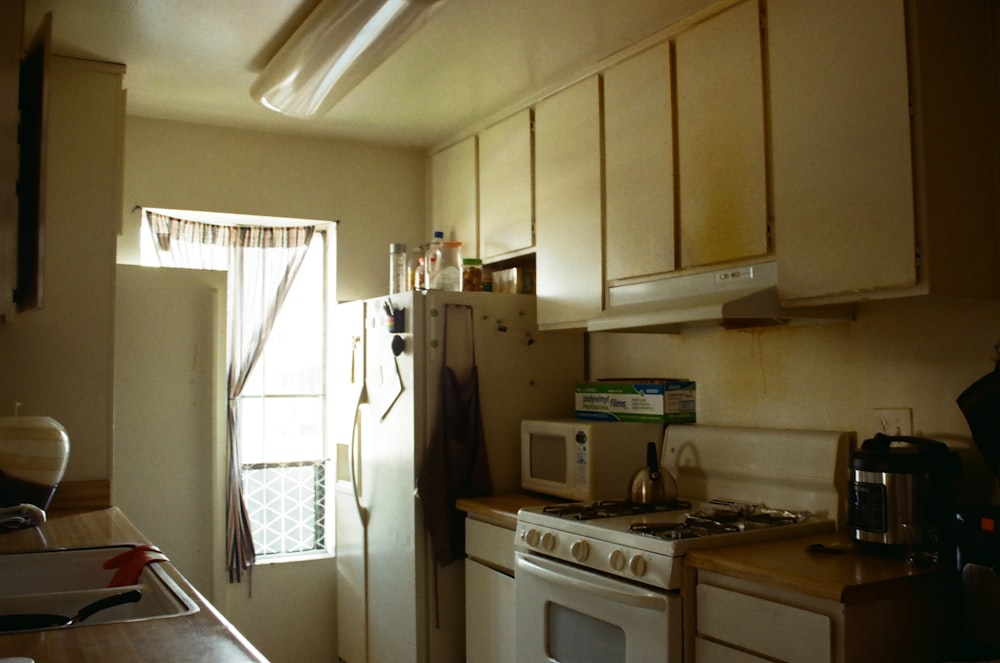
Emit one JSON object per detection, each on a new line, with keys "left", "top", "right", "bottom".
{"left": 251, "top": 0, "right": 445, "bottom": 119}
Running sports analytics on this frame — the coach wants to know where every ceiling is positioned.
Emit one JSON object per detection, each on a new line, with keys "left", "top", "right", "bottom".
{"left": 22, "top": 0, "right": 716, "bottom": 150}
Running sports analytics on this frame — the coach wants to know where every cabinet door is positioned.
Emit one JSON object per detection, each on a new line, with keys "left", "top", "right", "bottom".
{"left": 479, "top": 109, "right": 533, "bottom": 259}
{"left": 430, "top": 135, "right": 477, "bottom": 248}
{"left": 0, "top": 0, "right": 22, "bottom": 319}
{"left": 697, "top": 583, "right": 832, "bottom": 663}
{"left": 770, "top": 0, "right": 915, "bottom": 302}
{"left": 535, "top": 76, "right": 603, "bottom": 329}
{"left": 466, "top": 561, "right": 515, "bottom": 663}
{"left": 604, "top": 43, "right": 675, "bottom": 282}
{"left": 675, "top": 0, "right": 768, "bottom": 268}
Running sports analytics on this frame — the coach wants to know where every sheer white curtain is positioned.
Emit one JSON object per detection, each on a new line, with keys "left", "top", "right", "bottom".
{"left": 145, "top": 211, "right": 316, "bottom": 583}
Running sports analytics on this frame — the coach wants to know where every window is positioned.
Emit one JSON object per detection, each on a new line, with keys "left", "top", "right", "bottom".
{"left": 140, "top": 211, "right": 334, "bottom": 562}
{"left": 239, "top": 232, "right": 329, "bottom": 557}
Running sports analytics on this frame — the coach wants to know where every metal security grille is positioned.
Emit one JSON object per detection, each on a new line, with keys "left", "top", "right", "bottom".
{"left": 242, "top": 460, "right": 328, "bottom": 556}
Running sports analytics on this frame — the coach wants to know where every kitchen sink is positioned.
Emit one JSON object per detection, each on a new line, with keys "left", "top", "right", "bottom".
{"left": 0, "top": 544, "right": 199, "bottom": 632}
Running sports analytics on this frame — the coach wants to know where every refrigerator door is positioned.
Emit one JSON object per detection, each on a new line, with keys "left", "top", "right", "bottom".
{"left": 362, "top": 290, "right": 424, "bottom": 663}
{"left": 335, "top": 290, "right": 583, "bottom": 663}
{"left": 420, "top": 291, "right": 585, "bottom": 494}
{"left": 334, "top": 299, "right": 368, "bottom": 663}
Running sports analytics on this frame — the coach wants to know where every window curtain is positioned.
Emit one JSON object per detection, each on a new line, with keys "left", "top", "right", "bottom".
{"left": 145, "top": 211, "right": 316, "bottom": 583}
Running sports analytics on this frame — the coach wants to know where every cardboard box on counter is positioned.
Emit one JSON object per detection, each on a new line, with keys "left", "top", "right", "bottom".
{"left": 575, "top": 380, "right": 696, "bottom": 423}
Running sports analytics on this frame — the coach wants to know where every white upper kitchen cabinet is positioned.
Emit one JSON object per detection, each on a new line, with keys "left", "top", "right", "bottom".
{"left": 771, "top": 0, "right": 1000, "bottom": 305}
{"left": 675, "top": 0, "right": 769, "bottom": 269}
{"left": 604, "top": 42, "right": 675, "bottom": 283}
{"left": 534, "top": 75, "right": 603, "bottom": 330}
{"left": 479, "top": 108, "right": 533, "bottom": 260}
{"left": 430, "top": 135, "right": 477, "bottom": 250}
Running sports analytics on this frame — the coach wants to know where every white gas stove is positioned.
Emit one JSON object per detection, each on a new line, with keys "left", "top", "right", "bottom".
{"left": 514, "top": 424, "right": 851, "bottom": 663}
{"left": 516, "top": 497, "right": 834, "bottom": 590}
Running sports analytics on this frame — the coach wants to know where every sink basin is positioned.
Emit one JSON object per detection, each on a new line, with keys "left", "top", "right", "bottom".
{"left": 0, "top": 545, "right": 198, "bottom": 632}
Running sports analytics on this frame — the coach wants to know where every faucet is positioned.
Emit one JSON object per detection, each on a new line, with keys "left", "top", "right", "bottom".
{"left": 0, "top": 504, "right": 47, "bottom": 530}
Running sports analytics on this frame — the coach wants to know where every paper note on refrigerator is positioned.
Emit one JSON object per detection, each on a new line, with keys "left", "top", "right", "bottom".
{"left": 366, "top": 349, "right": 403, "bottom": 420}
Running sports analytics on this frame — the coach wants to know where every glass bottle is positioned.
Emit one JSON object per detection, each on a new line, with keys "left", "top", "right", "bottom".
{"left": 389, "top": 243, "right": 407, "bottom": 294}
{"left": 423, "top": 230, "right": 444, "bottom": 288}
{"left": 462, "top": 258, "right": 483, "bottom": 292}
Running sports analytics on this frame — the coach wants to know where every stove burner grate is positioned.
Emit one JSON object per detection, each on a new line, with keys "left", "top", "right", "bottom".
{"left": 542, "top": 499, "right": 692, "bottom": 521}
{"left": 627, "top": 501, "right": 812, "bottom": 540}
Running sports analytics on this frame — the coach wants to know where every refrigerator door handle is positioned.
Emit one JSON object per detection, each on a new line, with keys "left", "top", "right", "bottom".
{"left": 350, "top": 386, "right": 370, "bottom": 528}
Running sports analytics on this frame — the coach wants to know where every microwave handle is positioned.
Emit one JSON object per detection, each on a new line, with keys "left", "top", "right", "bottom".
{"left": 515, "top": 553, "right": 668, "bottom": 613}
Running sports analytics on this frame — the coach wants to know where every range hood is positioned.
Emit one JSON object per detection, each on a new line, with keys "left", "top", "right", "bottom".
{"left": 587, "top": 262, "right": 855, "bottom": 333}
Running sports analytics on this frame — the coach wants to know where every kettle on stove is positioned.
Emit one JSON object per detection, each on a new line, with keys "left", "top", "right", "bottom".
{"left": 848, "top": 433, "right": 960, "bottom": 551}
{"left": 628, "top": 441, "right": 678, "bottom": 506}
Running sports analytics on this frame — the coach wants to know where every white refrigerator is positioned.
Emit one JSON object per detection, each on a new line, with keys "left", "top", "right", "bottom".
{"left": 334, "top": 289, "right": 584, "bottom": 663}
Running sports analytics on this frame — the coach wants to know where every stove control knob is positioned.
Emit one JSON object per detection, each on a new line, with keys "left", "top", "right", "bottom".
{"left": 609, "top": 549, "right": 627, "bottom": 571}
{"left": 524, "top": 528, "right": 541, "bottom": 548}
{"left": 629, "top": 554, "right": 648, "bottom": 577}
{"left": 570, "top": 540, "right": 590, "bottom": 562}
{"left": 540, "top": 532, "right": 556, "bottom": 551}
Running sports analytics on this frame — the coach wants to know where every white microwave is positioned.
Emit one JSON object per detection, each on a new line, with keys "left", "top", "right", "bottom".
{"left": 520, "top": 419, "right": 664, "bottom": 502}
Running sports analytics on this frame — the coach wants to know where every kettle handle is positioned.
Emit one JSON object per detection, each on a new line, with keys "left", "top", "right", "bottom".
{"left": 646, "top": 441, "right": 659, "bottom": 469}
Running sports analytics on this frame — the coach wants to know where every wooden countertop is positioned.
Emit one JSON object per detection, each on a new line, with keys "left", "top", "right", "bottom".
{"left": 686, "top": 531, "right": 958, "bottom": 605}
{"left": 0, "top": 508, "right": 267, "bottom": 663}
{"left": 456, "top": 493, "right": 561, "bottom": 529}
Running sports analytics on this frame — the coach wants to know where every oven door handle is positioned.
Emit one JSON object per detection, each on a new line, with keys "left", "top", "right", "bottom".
{"left": 516, "top": 553, "right": 668, "bottom": 612}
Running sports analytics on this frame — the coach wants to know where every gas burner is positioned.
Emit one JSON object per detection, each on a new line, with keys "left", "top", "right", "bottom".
{"left": 542, "top": 499, "right": 692, "bottom": 521}
{"left": 628, "top": 502, "right": 813, "bottom": 540}
{"left": 692, "top": 500, "right": 811, "bottom": 526}
{"left": 627, "top": 522, "right": 701, "bottom": 540}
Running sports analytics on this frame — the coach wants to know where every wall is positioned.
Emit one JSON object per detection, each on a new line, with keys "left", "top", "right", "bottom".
{"left": 120, "top": 116, "right": 427, "bottom": 303}
{"left": 114, "top": 265, "right": 226, "bottom": 597}
{"left": 589, "top": 294, "right": 1000, "bottom": 502}
{"left": 119, "top": 116, "right": 426, "bottom": 663}
{"left": 0, "top": 56, "right": 124, "bottom": 483}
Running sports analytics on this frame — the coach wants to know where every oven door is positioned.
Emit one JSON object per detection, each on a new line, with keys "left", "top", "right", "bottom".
{"left": 515, "top": 551, "right": 682, "bottom": 663}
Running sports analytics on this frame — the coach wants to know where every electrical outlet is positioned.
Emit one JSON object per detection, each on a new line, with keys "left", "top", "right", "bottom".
{"left": 874, "top": 407, "right": 912, "bottom": 436}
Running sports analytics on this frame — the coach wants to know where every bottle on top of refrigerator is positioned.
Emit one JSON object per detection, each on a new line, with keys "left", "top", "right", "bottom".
{"left": 408, "top": 246, "right": 426, "bottom": 290}
{"left": 428, "top": 241, "right": 462, "bottom": 291}
{"left": 462, "top": 258, "right": 483, "bottom": 292}
{"left": 423, "top": 230, "right": 444, "bottom": 288}
{"left": 389, "top": 243, "right": 407, "bottom": 294}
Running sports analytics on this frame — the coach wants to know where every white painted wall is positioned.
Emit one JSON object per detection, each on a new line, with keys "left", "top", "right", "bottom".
{"left": 117, "top": 116, "right": 426, "bottom": 663}
{"left": 589, "top": 295, "right": 1000, "bottom": 505}
{"left": 0, "top": 56, "right": 123, "bottom": 482}
{"left": 114, "top": 265, "right": 226, "bottom": 597}
{"left": 119, "top": 116, "right": 427, "bottom": 303}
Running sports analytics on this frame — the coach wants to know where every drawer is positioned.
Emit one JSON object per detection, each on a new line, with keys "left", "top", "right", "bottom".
{"left": 697, "top": 583, "right": 832, "bottom": 663}
{"left": 696, "top": 636, "right": 770, "bottom": 663}
{"left": 465, "top": 518, "right": 515, "bottom": 574}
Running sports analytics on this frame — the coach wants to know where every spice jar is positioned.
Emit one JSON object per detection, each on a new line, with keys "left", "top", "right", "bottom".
{"left": 462, "top": 258, "right": 483, "bottom": 292}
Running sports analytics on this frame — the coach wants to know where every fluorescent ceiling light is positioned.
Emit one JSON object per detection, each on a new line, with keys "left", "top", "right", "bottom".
{"left": 251, "top": 0, "right": 445, "bottom": 119}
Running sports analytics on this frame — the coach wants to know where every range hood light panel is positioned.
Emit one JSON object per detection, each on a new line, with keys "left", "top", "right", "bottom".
{"left": 588, "top": 261, "right": 855, "bottom": 333}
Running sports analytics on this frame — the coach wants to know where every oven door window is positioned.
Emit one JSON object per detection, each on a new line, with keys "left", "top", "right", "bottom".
{"left": 549, "top": 604, "right": 626, "bottom": 663}
{"left": 516, "top": 552, "right": 682, "bottom": 663}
